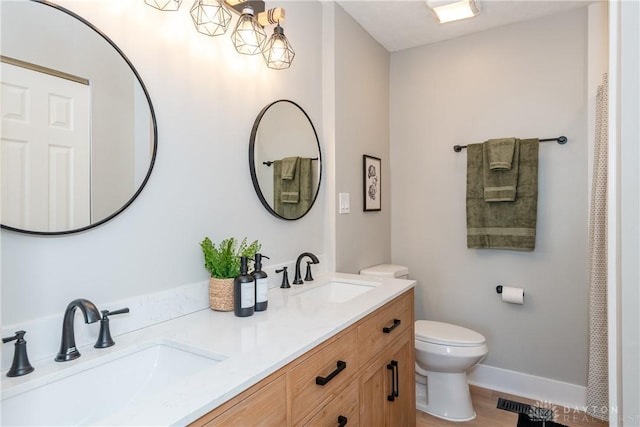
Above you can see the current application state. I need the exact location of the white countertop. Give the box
[1,272,414,426]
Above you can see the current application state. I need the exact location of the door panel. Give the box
[1,61,90,231]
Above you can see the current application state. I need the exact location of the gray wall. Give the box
[390,9,589,386]
[334,5,391,274]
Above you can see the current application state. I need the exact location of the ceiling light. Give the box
[426,0,481,24]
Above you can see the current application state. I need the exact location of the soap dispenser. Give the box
[252,253,270,312]
[234,256,255,317]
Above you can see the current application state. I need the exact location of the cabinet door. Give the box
[360,358,386,426]
[360,329,415,427]
[384,337,415,427]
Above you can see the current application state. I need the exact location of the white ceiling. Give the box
[337,0,597,52]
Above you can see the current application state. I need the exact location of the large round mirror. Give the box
[1,0,157,235]
[249,100,321,220]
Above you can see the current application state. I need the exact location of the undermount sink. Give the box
[292,280,378,303]
[1,342,226,426]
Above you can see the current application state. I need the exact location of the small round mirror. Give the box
[249,100,321,220]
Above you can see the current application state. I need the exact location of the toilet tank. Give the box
[359,264,409,279]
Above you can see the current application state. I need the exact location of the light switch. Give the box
[339,193,350,214]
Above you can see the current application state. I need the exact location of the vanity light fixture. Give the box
[145,0,182,11]
[190,0,232,36]
[145,0,294,69]
[231,5,267,55]
[262,24,295,69]
[426,0,481,24]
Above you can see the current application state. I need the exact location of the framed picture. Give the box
[363,155,381,211]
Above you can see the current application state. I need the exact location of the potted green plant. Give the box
[200,237,261,311]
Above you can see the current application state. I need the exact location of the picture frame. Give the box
[363,155,381,212]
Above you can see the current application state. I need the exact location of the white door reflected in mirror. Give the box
[1,62,90,232]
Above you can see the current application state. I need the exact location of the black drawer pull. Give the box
[382,318,401,334]
[338,415,348,426]
[316,360,347,386]
[387,360,399,401]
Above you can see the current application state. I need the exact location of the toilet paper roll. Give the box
[501,286,524,304]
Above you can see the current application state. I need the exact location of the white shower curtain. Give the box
[586,73,608,421]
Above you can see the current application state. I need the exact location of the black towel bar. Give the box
[262,157,318,166]
[453,136,567,153]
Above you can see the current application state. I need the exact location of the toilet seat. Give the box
[415,320,486,347]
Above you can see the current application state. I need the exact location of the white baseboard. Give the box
[467,363,587,410]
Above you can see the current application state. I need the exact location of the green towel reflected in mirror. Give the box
[273,157,313,218]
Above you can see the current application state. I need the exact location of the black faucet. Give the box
[2,330,34,377]
[55,299,101,362]
[293,252,320,285]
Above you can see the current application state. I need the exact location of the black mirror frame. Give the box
[0,0,157,236]
[249,100,322,221]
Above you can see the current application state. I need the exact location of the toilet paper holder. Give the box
[496,285,524,297]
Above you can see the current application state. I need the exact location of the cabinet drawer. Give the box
[201,375,286,426]
[301,381,359,427]
[357,290,414,367]
[290,329,357,424]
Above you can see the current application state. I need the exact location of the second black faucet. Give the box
[293,252,320,285]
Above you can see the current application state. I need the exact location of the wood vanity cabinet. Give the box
[190,288,415,427]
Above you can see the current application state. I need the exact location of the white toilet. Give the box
[360,264,489,422]
[415,320,488,421]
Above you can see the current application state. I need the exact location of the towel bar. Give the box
[262,157,318,166]
[453,136,567,153]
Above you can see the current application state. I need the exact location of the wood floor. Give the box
[416,386,609,427]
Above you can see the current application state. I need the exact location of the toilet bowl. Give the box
[414,320,488,422]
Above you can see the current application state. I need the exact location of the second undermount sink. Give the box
[1,341,226,426]
[292,280,378,303]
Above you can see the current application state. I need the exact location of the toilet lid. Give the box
[415,320,486,347]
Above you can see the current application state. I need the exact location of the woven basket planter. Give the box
[209,277,234,311]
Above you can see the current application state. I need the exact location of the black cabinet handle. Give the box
[338,415,348,426]
[316,360,347,386]
[387,360,399,401]
[382,319,401,334]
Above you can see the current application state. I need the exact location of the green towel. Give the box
[281,191,299,204]
[486,138,516,170]
[483,139,520,202]
[281,156,298,180]
[466,139,539,251]
[273,157,313,218]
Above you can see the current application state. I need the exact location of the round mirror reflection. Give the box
[249,100,321,220]
[1,0,157,235]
